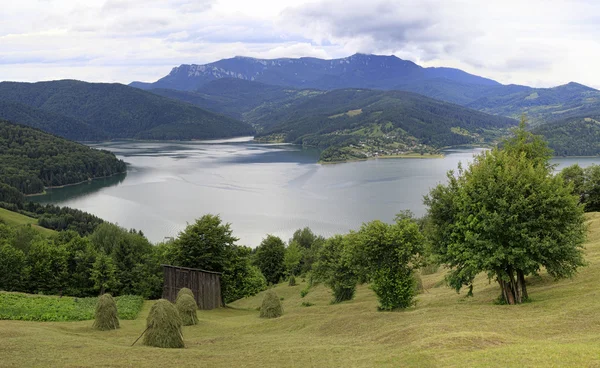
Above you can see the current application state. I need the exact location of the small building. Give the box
[162,264,223,310]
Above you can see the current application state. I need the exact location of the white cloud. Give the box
[1,0,599,88]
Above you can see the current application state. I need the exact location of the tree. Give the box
[424,121,586,304]
[63,234,97,297]
[0,243,26,291]
[26,239,68,294]
[313,235,357,303]
[221,246,267,303]
[284,241,302,276]
[90,252,117,295]
[173,214,237,272]
[348,213,425,310]
[254,235,286,285]
[289,227,325,274]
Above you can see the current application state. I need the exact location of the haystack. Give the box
[176,294,198,326]
[260,290,283,318]
[288,275,296,286]
[92,293,119,330]
[177,287,195,300]
[143,299,184,348]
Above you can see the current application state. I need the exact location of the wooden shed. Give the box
[162,265,223,310]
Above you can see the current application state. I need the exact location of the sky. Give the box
[2,0,600,88]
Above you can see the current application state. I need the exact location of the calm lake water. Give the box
[32,138,600,246]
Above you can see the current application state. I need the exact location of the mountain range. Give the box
[0,80,254,141]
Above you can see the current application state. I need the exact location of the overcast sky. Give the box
[2,0,600,88]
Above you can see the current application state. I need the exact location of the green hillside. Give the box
[0,120,126,194]
[255,89,516,162]
[2,212,600,366]
[0,207,55,236]
[468,82,600,125]
[0,80,254,140]
[533,115,600,156]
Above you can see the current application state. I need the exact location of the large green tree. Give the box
[254,235,286,285]
[348,213,425,310]
[313,234,357,303]
[424,121,587,304]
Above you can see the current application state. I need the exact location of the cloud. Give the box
[1,0,600,88]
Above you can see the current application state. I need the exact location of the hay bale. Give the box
[92,293,119,330]
[176,294,198,326]
[177,287,195,300]
[288,275,296,286]
[414,274,424,294]
[143,299,184,348]
[260,290,283,318]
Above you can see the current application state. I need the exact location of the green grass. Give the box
[2,214,600,366]
[0,293,143,322]
[0,207,55,236]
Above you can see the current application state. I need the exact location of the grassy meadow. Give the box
[2,214,600,367]
[0,207,55,236]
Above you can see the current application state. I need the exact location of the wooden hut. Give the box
[162,265,223,310]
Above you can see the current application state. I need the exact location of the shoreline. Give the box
[319,153,445,165]
[25,171,127,197]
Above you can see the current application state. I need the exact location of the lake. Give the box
[32,138,600,246]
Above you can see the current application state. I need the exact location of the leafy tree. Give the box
[26,239,68,294]
[90,252,117,295]
[173,214,237,272]
[0,243,27,291]
[349,213,425,310]
[221,246,267,303]
[284,241,302,276]
[313,235,357,303]
[424,122,586,304]
[62,234,97,297]
[289,227,325,274]
[254,235,286,285]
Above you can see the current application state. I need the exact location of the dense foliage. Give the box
[313,235,357,303]
[560,164,600,212]
[254,235,286,285]
[533,115,600,156]
[0,80,254,141]
[0,120,126,194]
[424,122,587,304]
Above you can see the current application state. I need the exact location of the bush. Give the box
[371,267,417,311]
[300,287,309,298]
[288,275,296,286]
[143,299,184,348]
[176,294,198,326]
[260,290,283,318]
[92,294,119,330]
[301,301,314,307]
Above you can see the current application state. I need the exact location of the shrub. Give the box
[143,299,184,348]
[176,294,198,326]
[313,235,357,304]
[92,294,119,330]
[260,290,283,318]
[371,267,416,311]
[300,287,309,298]
[288,275,296,286]
[301,301,314,307]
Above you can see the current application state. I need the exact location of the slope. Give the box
[533,114,600,156]
[2,212,600,367]
[468,82,600,124]
[254,89,516,162]
[0,119,126,194]
[0,80,254,140]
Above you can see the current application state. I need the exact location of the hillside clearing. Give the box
[0,207,55,236]
[2,214,600,367]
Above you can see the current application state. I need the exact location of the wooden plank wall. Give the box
[162,265,222,310]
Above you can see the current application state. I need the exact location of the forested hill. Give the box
[0,120,126,195]
[0,80,254,141]
[254,89,517,162]
[533,115,600,156]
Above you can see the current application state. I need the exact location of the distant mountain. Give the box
[0,80,254,140]
[131,54,499,97]
[468,82,600,124]
[253,89,516,162]
[150,78,324,124]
